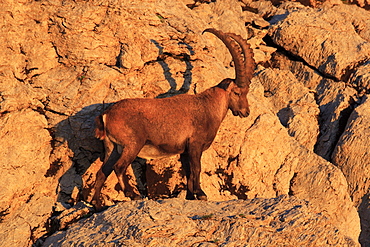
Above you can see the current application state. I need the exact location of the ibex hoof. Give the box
[124,190,142,201]
[91,199,106,212]
[186,193,196,200]
[197,195,208,201]
[131,195,142,201]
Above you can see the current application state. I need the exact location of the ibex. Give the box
[90,28,255,210]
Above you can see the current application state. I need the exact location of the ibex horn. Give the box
[203,28,255,88]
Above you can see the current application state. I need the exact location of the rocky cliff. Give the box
[1,0,370,246]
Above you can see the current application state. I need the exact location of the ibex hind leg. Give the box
[113,144,143,201]
[91,141,120,210]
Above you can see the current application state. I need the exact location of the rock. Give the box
[268,4,370,81]
[0,0,368,246]
[330,3,370,42]
[0,108,58,247]
[350,61,370,95]
[270,52,323,90]
[265,0,344,7]
[263,3,370,160]
[0,109,51,213]
[0,76,45,113]
[269,52,359,160]
[315,79,358,160]
[255,68,319,151]
[349,0,370,8]
[248,0,286,21]
[332,95,370,245]
[42,197,357,247]
[49,202,95,233]
[221,105,360,241]
[0,0,59,81]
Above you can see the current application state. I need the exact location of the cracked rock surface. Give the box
[1,0,370,246]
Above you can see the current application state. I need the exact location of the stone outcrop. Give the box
[268,4,370,82]
[42,196,356,247]
[263,2,370,245]
[1,0,370,246]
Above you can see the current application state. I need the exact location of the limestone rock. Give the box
[332,96,370,245]
[42,197,357,247]
[270,52,322,90]
[0,109,50,213]
[349,0,370,8]
[49,202,95,233]
[350,61,370,95]
[0,109,53,247]
[255,68,319,151]
[268,5,370,81]
[269,52,359,160]
[329,4,370,43]
[0,0,368,246]
[315,79,358,160]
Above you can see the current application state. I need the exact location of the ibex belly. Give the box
[138,144,179,160]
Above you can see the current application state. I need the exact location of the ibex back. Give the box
[90,28,255,210]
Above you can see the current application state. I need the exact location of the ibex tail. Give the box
[94,114,106,140]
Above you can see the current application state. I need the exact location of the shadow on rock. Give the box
[45,38,196,233]
[45,103,147,232]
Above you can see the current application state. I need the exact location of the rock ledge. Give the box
[43,196,356,247]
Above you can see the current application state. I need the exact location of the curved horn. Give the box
[226,32,255,87]
[203,28,255,87]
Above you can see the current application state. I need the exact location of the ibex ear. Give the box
[216,78,234,91]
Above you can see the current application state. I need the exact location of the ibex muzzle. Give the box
[89,28,255,210]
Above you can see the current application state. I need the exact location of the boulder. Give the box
[255,67,319,151]
[268,4,370,81]
[332,95,370,245]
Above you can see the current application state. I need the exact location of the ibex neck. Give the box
[197,86,230,121]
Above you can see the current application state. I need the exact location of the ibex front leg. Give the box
[181,142,207,201]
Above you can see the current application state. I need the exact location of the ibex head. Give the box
[203,28,255,118]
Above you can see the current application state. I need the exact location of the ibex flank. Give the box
[89,28,255,210]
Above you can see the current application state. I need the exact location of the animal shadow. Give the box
[50,40,195,208]
[150,39,194,98]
